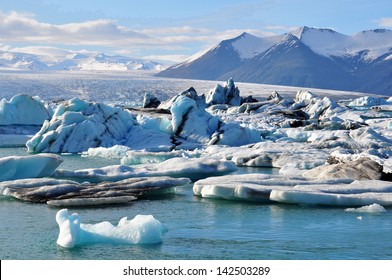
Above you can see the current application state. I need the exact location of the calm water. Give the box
[1,148,392,260]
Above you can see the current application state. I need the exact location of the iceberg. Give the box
[121,150,201,165]
[270,180,392,206]
[55,157,237,182]
[86,145,131,159]
[0,94,51,125]
[348,96,388,107]
[303,157,383,180]
[205,78,242,107]
[193,173,352,202]
[26,98,137,153]
[56,209,167,248]
[2,177,190,204]
[204,142,329,174]
[194,172,392,206]
[0,154,62,181]
[345,203,386,213]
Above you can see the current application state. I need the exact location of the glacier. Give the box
[56,209,167,248]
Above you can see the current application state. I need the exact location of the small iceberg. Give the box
[56,209,167,248]
[0,154,63,181]
[345,203,387,213]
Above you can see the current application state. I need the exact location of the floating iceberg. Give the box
[345,203,386,213]
[55,157,237,182]
[26,98,137,153]
[270,180,392,206]
[2,177,190,204]
[86,145,131,159]
[0,94,51,125]
[121,150,201,165]
[193,173,352,202]
[56,209,167,248]
[194,172,392,206]
[0,154,62,181]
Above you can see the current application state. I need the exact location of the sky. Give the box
[0,0,391,63]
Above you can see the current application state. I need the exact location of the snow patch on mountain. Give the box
[291,26,392,60]
[0,49,164,71]
[231,32,285,59]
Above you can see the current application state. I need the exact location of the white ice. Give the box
[56,209,167,248]
[348,96,389,107]
[26,98,137,153]
[54,157,237,182]
[0,94,51,125]
[345,203,386,213]
[0,154,63,181]
[193,173,352,202]
[85,145,131,159]
[270,180,392,206]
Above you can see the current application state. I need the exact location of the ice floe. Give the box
[1,177,190,204]
[345,203,386,213]
[56,209,166,248]
[270,180,392,206]
[0,154,62,181]
[194,173,392,206]
[55,157,237,182]
[193,173,352,202]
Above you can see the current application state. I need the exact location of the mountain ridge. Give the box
[0,49,164,71]
[157,26,392,95]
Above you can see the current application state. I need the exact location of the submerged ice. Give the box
[56,209,167,248]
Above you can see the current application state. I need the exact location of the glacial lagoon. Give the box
[1,71,392,260]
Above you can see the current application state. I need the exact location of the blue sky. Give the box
[1,0,391,63]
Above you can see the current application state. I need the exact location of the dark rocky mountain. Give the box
[157,27,392,95]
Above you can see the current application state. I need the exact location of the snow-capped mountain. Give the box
[157,27,392,95]
[0,49,164,71]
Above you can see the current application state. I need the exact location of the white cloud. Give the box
[0,11,151,47]
[0,9,291,63]
[378,17,392,28]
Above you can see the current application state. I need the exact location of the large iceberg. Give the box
[56,209,167,248]
[25,85,261,153]
[26,98,137,153]
[0,154,62,181]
